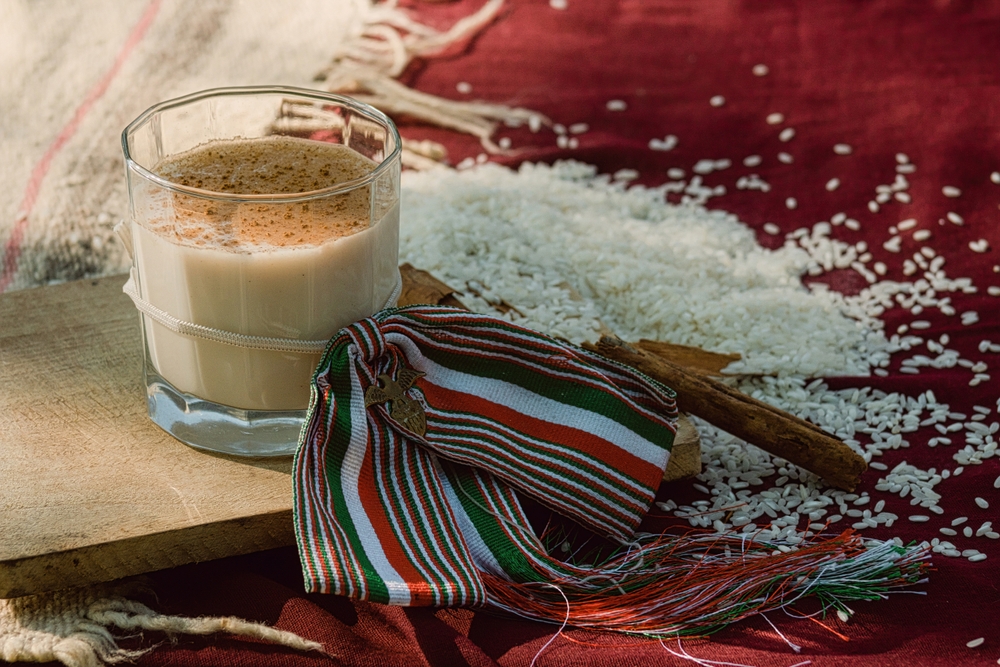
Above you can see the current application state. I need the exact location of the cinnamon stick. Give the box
[634,339,742,378]
[584,336,867,491]
[398,263,466,309]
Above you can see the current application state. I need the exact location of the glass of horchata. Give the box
[120,86,401,457]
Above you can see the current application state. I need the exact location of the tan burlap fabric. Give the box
[0,582,323,666]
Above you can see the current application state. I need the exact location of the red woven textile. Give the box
[137,1,1000,665]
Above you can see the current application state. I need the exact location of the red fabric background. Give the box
[129,1,1000,665]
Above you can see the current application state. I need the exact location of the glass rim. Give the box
[121,85,402,204]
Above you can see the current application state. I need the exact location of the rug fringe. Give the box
[306,0,549,161]
[0,583,324,667]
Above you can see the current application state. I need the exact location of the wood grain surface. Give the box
[0,273,700,598]
[663,414,701,483]
[0,276,294,598]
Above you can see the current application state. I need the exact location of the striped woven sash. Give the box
[293,305,929,635]
[293,305,677,607]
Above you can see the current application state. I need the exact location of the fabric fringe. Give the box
[480,528,930,637]
[444,463,929,637]
[279,0,549,164]
[0,582,324,667]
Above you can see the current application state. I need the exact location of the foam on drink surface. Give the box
[132,135,399,411]
[147,135,376,249]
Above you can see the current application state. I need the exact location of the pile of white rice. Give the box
[399,160,1000,563]
[402,160,884,377]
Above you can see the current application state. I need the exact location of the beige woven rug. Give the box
[0,582,323,666]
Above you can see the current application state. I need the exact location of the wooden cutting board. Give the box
[0,273,700,598]
[0,276,295,598]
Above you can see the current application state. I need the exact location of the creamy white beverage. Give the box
[131,136,399,411]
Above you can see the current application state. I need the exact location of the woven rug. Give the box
[0,582,322,666]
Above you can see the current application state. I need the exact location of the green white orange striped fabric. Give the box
[293,305,678,607]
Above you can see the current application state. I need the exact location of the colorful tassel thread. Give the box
[445,460,929,636]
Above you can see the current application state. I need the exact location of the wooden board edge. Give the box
[0,510,294,599]
[663,413,702,483]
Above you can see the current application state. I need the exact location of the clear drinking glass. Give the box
[120,86,401,457]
